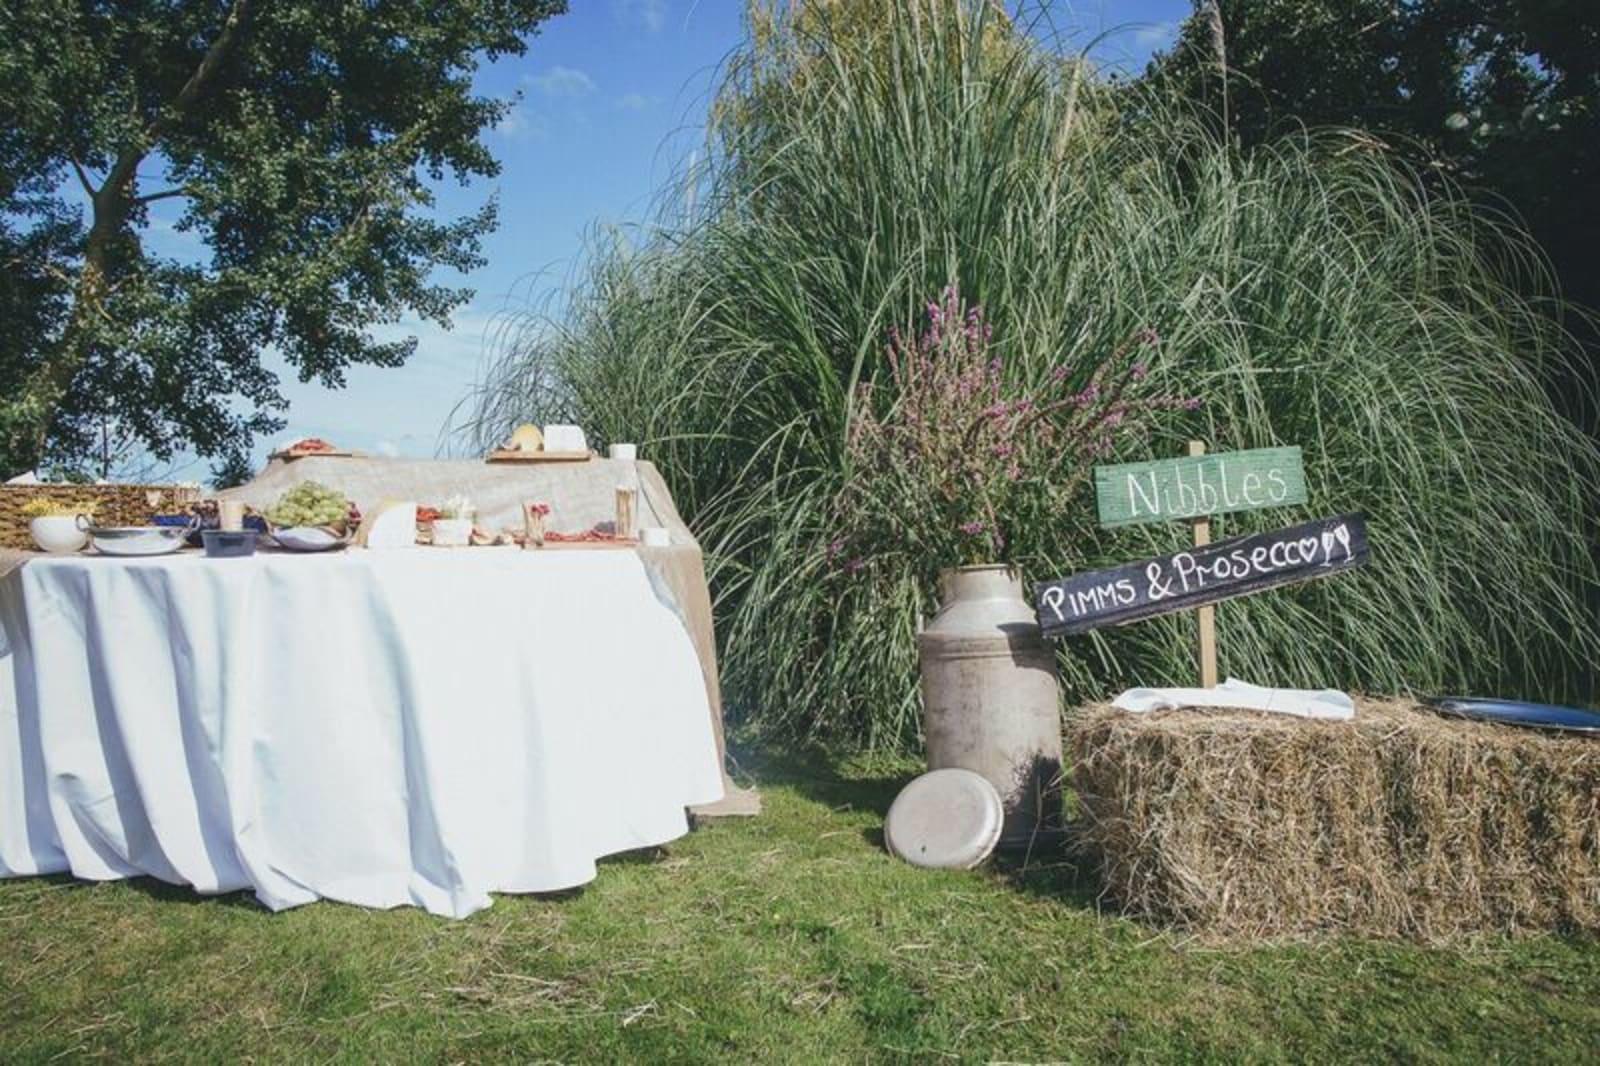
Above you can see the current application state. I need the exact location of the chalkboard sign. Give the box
[1094,446,1307,527]
[1035,513,1370,638]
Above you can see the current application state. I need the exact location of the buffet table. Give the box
[219,455,753,818]
[0,546,723,918]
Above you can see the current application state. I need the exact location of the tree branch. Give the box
[69,159,98,198]
[101,0,256,209]
[152,0,256,140]
[134,187,191,205]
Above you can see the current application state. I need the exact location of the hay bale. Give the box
[1069,698,1600,941]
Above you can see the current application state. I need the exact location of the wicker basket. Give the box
[0,483,203,550]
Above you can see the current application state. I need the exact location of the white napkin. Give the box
[1111,677,1355,721]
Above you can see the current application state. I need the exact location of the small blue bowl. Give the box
[201,529,257,558]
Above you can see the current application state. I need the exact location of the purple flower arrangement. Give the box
[832,285,1197,576]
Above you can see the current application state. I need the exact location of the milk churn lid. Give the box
[884,768,1004,869]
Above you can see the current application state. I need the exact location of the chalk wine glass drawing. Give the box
[830,286,1197,844]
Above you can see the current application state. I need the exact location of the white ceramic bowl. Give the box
[29,515,90,554]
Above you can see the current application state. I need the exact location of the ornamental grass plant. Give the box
[468,1,1600,747]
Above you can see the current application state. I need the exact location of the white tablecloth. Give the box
[0,547,723,917]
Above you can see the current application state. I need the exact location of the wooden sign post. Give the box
[1039,444,1362,682]
[1188,441,1218,688]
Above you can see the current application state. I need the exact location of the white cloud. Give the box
[526,65,597,98]
[364,308,501,379]
[1131,21,1179,49]
[614,0,667,32]
[615,92,658,112]
[492,104,549,141]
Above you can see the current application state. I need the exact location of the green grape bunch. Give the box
[265,481,352,530]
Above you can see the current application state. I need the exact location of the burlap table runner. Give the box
[0,549,28,579]
[2,456,758,816]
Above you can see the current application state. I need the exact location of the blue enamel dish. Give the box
[1423,697,1600,735]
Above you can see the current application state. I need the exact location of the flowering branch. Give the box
[832,285,1198,577]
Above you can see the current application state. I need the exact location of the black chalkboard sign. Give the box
[1034,513,1370,639]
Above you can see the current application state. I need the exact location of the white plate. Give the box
[884,768,1004,869]
[272,527,348,552]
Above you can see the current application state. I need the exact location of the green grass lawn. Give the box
[2,749,1597,1063]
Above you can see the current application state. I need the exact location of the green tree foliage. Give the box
[0,0,566,479]
[1149,1,1600,361]
[208,449,255,490]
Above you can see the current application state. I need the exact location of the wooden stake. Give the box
[1189,440,1219,688]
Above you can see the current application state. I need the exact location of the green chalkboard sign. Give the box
[1094,446,1306,528]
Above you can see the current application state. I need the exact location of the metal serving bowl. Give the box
[80,516,194,557]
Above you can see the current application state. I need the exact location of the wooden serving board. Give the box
[532,539,640,551]
[486,450,594,464]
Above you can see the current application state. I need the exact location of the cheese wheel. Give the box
[508,423,544,452]
[355,500,418,549]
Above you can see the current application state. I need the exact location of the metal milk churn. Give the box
[917,565,1064,848]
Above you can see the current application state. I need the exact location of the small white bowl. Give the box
[430,517,474,547]
[29,515,90,554]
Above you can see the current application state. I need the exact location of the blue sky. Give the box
[144,0,1192,472]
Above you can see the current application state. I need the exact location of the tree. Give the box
[0,0,566,480]
[208,448,256,490]
[1147,2,1600,367]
